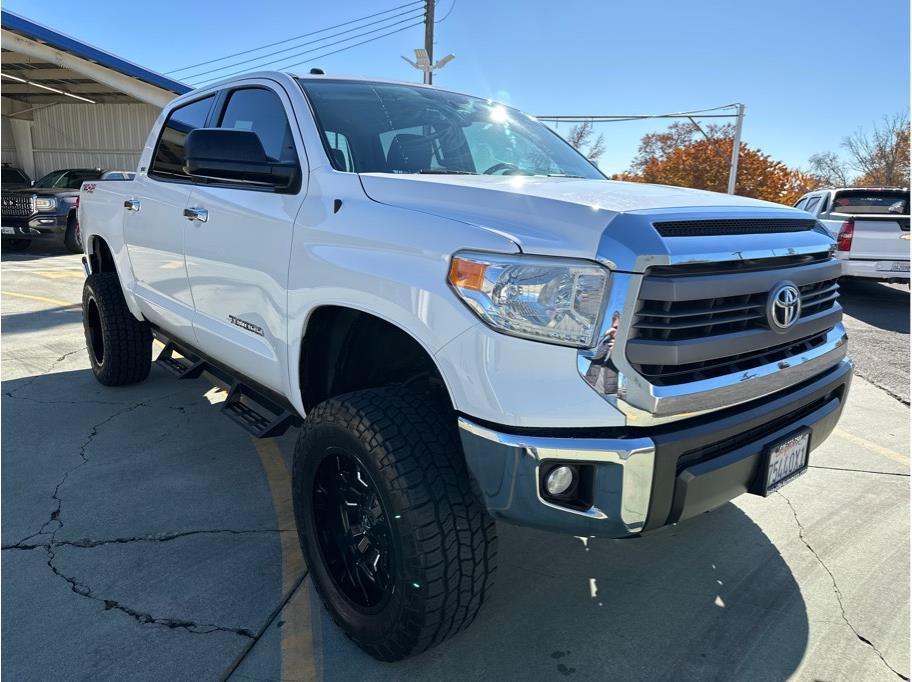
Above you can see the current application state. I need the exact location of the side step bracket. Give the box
[221,382,296,439]
[152,331,301,439]
[155,342,205,379]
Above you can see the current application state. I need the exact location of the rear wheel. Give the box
[82,272,152,385]
[64,213,81,253]
[292,386,497,661]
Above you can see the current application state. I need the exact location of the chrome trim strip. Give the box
[457,417,655,533]
[615,325,848,425]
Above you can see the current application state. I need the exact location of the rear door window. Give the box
[151,95,216,180]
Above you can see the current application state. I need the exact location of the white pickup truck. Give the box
[78,72,852,661]
[794,187,910,282]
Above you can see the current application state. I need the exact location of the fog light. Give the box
[545,465,574,496]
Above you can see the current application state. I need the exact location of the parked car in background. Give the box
[795,187,910,283]
[1,164,32,189]
[1,168,133,253]
[78,72,852,661]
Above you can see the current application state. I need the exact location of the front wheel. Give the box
[64,213,81,253]
[292,386,497,661]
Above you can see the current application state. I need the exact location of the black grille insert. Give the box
[1,192,33,218]
[634,330,830,386]
[635,278,839,343]
[653,218,817,237]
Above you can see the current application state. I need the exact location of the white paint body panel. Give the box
[79,70,830,429]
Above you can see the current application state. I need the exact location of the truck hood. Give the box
[359,174,804,260]
[7,187,77,197]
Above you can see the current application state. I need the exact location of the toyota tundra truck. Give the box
[77,72,852,661]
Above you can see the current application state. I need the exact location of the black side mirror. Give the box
[183,128,299,191]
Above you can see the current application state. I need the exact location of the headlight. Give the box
[35,197,57,211]
[448,252,610,348]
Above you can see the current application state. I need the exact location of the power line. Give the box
[167,0,424,74]
[182,9,425,83]
[435,0,456,23]
[536,103,743,123]
[190,19,425,86]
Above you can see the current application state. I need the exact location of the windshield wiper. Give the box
[543,173,587,178]
[416,169,477,175]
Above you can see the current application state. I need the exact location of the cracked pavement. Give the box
[2,247,909,681]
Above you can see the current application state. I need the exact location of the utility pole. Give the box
[424,0,435,84]
[727,103,745,195]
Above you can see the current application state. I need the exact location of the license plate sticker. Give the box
[876,261,910,272]
[1,226,15,235]
[763,430,810,494]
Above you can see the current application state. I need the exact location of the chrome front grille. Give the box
[627,259,843,386]
[1,192,34,218]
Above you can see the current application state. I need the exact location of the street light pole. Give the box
[424,0,435,84]
[727,103,745,195]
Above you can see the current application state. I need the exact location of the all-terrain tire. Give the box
[292,386,497,661]
[82,272,152,385]
[64,213,81,253]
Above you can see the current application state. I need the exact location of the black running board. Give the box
[153,330,301,439]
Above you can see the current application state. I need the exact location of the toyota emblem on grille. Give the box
[767,281,802,331]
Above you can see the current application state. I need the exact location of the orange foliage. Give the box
[611,123,816,205]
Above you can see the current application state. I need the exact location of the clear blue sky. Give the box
[5,0,909,174]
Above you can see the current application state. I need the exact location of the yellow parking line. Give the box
[833,427,909,466]
[1,290,78,308]
[31,269,84,278]
[253,438,319,681]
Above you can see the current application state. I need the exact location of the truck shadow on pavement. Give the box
[838,279,910,333]
[1,366,810,680]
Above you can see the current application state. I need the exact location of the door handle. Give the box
[183,207,208,223]
[123,199,141,212]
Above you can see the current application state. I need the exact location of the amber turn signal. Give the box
[448,257,487,291]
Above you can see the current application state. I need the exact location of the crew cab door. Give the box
[124,94,216,340]
[184,83,306,394]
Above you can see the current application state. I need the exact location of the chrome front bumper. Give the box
[459,359,853,538]
[458,417,655,537]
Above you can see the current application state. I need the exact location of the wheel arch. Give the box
[297,304,455,413]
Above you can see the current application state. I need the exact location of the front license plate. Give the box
[876,261,910,272]
[762,430,810,495]
[1,226,16,235]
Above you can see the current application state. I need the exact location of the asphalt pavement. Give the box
[2,246,909,681]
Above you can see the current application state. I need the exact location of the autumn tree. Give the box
[808,151,851,188]
[612,121,815,205]
[565,120,606,162]
[806,112,909,187]
[843,112,909,186]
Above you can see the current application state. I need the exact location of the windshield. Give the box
[34,169,103,189]
[298,79,604,179]
[1,168,29,185]
[832,190,909,215]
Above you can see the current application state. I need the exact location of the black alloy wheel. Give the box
[312,450,393,611]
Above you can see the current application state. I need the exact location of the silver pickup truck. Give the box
[794,187,910,282]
